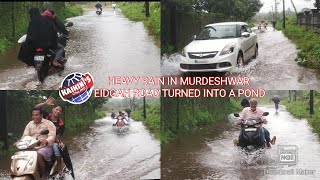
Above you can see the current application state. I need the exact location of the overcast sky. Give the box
[259,0,315,13]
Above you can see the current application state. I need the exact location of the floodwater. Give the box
[161,105,320,180]
[0,8,160,90]
[0,115,160,179]
[161,27,320,90]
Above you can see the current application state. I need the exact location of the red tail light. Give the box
[36,48,43,52]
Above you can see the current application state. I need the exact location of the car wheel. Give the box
[253,44,258,58]
[237,52,244,68]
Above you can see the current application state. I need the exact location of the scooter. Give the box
[17,22,73,83]
[113,116,129,133]
[234,112,269,152]
[96,8,102,15]
[9,130,72,179]
[258,24,267,32]
[111,112,116,119]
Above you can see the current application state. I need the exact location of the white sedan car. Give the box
[180,22,258,73]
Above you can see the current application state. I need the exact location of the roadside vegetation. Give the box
[101,97,160,139]
[131,101,160,139]
[161,0,263,55]
[282,91,320,136]
[0,3,83,56]
[0,91,107,158]
[276,16,320,69]
[0,38,11,54]
[60,5,84,21]
[161,97,242,144]
[118,2,160,45]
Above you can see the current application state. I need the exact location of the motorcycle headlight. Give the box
[220,43,236,56]
[181,49,186,57]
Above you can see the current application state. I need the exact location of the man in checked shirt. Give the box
[233,98,276,147]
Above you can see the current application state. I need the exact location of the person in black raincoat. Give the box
[18,7,57,66]
[26,7,57,50]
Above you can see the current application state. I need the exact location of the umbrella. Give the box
[271,96,280,104]
[59,143,75,179]
[124,108,131,114]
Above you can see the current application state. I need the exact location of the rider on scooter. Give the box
[35,97,65,176]
[41,9,65,67]
[21,7,57,66]
[95,2,103,12]
[113,111,128,126]
[234,98,276,147]
[112,2,117,9]
[20,108,57,179]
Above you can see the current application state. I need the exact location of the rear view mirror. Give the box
[263,112,269,116]
[8,133,14,138]
[234,113,240,117]
[65,22,73,27]
[241,32,250,38]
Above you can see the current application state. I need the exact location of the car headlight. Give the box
[220,43,236,56]
[181,49,186,57]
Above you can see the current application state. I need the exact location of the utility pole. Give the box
[0,91,8,150]
[271,6,274,21]
[310,90,314,114]
[283,0,286,29]
[143,96,146,119]
[275,0,278,20]
[145,1,150,17]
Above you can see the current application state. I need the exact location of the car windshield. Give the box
[196,25,237,40]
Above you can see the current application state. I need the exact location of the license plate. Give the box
[34,55,44,61]
[194,59,208,63]
[245,128,257,132]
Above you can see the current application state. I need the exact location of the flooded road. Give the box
[161,27,320,90]
[0,8,160,90]
[0,115,160,179]
[161,105,320,180]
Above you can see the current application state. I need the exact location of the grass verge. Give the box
[276,16,320,69]
[131,103,160,139]
[161,98,242,144]
[60,5,84,21]
[0,38,12,54]
[118,2,160,46]
[283,100,320,136]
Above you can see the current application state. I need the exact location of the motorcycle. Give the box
[111,112,116,119]
[234,112,269,151]
[113,116,129,133]
[17,22,73,83]
[96,8,102,15]
[258,23,267,32]
[9,130,74,179]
